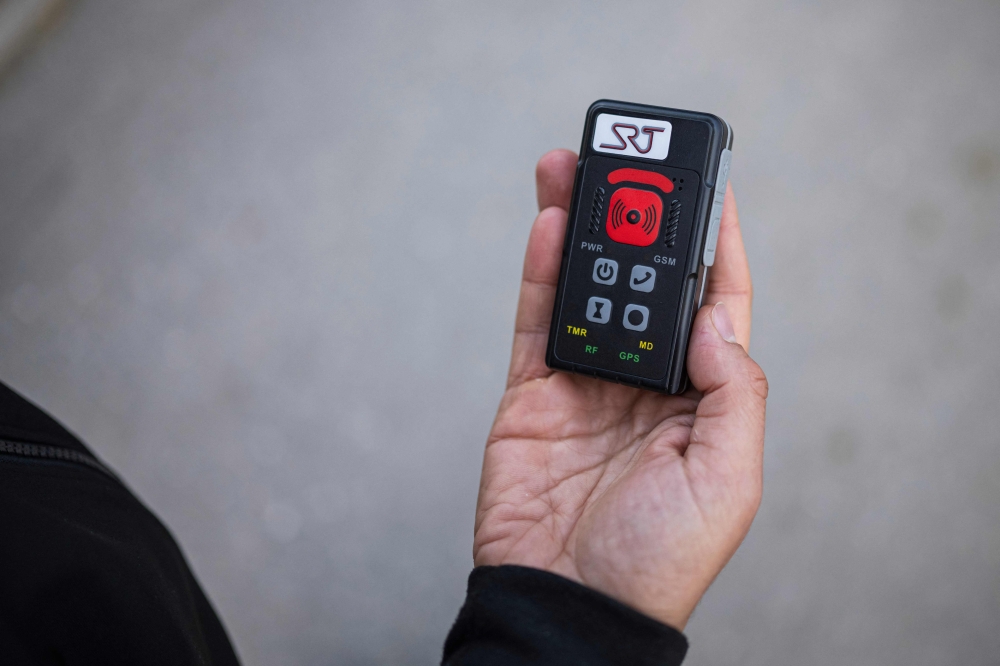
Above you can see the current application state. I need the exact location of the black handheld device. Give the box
[545,100,733,394]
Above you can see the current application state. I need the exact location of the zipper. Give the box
[0,438,119,481]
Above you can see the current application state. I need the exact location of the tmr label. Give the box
[592,113,672,161]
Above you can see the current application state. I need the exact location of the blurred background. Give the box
[1,0,999,663]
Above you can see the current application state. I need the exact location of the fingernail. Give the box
[712,303,738,343]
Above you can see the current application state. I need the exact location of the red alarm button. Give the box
[604,168,673,247]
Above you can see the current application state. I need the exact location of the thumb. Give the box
[684,303,768,498]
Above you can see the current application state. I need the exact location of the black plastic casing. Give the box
[545,100,733,394]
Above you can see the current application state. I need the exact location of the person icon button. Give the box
[586,297,612,324]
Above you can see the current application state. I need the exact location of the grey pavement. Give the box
[1,1,999,664]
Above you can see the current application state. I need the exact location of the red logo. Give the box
[605,168,674,247]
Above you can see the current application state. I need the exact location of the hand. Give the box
[473,149,768,630]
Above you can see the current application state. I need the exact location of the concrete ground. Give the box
[1,1,999,664]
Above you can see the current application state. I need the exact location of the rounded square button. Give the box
[592,258,618,285]
[622,304,649,331]
[586,296,612,324]
[629,265,656,292]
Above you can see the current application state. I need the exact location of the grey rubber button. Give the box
[622,304,649,332]
[703,149,732,267]
[629,265,656,292]
[703,211,723,266]
[592,258,618,285]
[586,296,612,324]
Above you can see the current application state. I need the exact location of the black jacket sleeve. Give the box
[443,565,688,666]
[0,381,240,666]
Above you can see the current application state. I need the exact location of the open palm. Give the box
[473,150,767,630]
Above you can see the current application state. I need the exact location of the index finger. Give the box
[506,151,576,387]
[536,149,577,212]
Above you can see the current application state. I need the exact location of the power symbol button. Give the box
[592,258,618,285]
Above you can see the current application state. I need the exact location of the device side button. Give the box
[703,149,731,267]
[703,206,723,266]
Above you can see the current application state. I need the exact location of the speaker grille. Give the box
[664,199,681,246]
[589,186,605,234]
